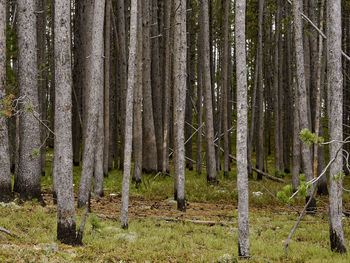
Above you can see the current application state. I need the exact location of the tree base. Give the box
[57,222,77,246]
[317,183,328,196]
[207,176,218,185]
[306,195,317,214]
[330,229,347,253]
[177,198,186,212]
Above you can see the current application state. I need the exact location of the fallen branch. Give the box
[160,218,235,226]
[227,151,285,183]
[0,227,12,237]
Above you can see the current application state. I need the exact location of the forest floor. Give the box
[1,162,350,262]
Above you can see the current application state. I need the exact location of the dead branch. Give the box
[0,227,12,237]
[160,218,235,226]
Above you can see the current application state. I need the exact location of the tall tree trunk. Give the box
[292,0,315,210]
[103,0,111,177]
[292,80,300,191]
[117,0,128,169]
[132,0,143,186]
[37,0,47,177]
[236,0,250,257]
[327,0,347,253]
[120,0,138,229]
[173,0,187,211]
[162,0,171,174]
[142,0,158,174]
[273,0,281,171]
[54,0,77,244]
[221,0,230,176]
[0,0,12,202]
[199,0,217,183]
[256,0,265,180]
[72,1,84,167]
[151,0,163,171]
[78,0,106,208]
[196,22,203,175]
[15,0,41,200]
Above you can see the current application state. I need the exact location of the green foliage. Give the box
[89,215,102,230]
[25,102,34,113]
[299,128,324,146]
[277,184,294,205]
[332,171,345,182]
[31,148,40,158]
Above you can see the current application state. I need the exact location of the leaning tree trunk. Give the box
[235,0,250,257]
[327,0,347,253]
[199,0,217,183]
[15,0,42,200]
[0,0,12,202]
[54,0,77,245]
[173,0,187,212]
[120,0,138,230]
[78,0,106,208]
[292,0,315,210]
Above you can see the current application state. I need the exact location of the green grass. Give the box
[2,151,350,262]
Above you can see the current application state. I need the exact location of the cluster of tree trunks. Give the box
[0,0,347,253]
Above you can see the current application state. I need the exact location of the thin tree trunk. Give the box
[173,0,187,211]
[162,0,171,174]
[327,0,347,253]
[54,0,77,244]
[256,0,265,180]
[151,0,163,171]
[292,0,315,210]
[236,0,250,257]
[103,0,111,177]
[199,0,217,183]
[37,0,47,177]
[120,0,138,229]
[0,0,12,202]
[132,0,143,186]
[142,0,158,174]
[15,0,41,200]
[221,0,230,176]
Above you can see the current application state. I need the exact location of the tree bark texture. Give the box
[54,0,77,244]
[236,0,250,257]
[15,0,41,200]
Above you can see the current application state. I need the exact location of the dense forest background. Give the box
[1,0,350,261]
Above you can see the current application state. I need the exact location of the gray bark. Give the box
[174,0,187,211]
[292,0,315,209]
[78,0,106,208]
[36,0,47,177]
[142,0,158,173]
[235,0,250,257]
[15,0,41,200]
[54,0,77,244]
[162,0,171,174]
[103,0,111,177]
[120,0,138,229]
[132,0,143,185]
[0,0,12,201]
[327,0,347,253]
[199,0,217,183]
